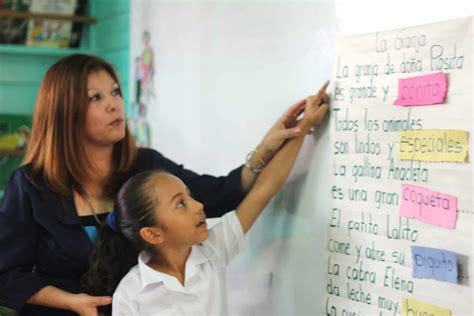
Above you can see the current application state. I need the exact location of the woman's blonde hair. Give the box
[23,54,137,197]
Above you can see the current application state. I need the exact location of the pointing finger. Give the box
[315,80,330,103]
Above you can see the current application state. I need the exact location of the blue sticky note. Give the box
[411,246,458,283]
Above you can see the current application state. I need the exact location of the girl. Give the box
[83,81,329,315]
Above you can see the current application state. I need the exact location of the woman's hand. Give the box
[67,293,112,316]
[257,81,330,161]
[299,81,330,132]
[239,81,329,193]
[256,98,307,162]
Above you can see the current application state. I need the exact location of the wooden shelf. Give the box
[0,149,25,158]
[0,44,93,56]
[0,9,96,24]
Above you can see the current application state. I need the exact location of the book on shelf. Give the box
[0,0,29,45]
[25,0,78,48]
[69,0,87,48]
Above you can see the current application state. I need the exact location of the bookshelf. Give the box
[0,149,25,157]
[0,43,93,56]
[0,9,96,24]
[0,2,98,55]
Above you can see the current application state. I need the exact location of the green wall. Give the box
[93,0,130,107]
[0,0,130,115]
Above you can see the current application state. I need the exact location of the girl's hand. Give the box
[256,99,307,161]
[255,80,330,162]
[300,81,330,131]
[67,293,112,316]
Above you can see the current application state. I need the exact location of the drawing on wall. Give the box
[129,30,155,147]
[138,30,156,102]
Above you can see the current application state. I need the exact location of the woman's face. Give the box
[84,69,126,148]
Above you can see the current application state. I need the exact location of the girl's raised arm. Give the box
[236,81,330,233]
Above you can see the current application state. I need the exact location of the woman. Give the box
[0,54,311,315]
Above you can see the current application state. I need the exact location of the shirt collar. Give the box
[138,251,167,292]
[138,245,214,293]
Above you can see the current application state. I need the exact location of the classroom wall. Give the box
[130,2,336,315]
[131,1,473,315]
[0,50,57,115]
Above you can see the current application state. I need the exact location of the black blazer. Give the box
[0,148,245,315]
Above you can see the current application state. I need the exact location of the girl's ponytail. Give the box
[81,221,138,297]
[82,170,167,303]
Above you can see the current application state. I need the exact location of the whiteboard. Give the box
[129,1,473,315]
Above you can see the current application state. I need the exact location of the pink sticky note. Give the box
[394,72,448,106]
[400,184,457,229]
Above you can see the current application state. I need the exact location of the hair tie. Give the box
[106,211,120,233]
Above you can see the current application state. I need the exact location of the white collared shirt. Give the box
[112,211,245,316]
